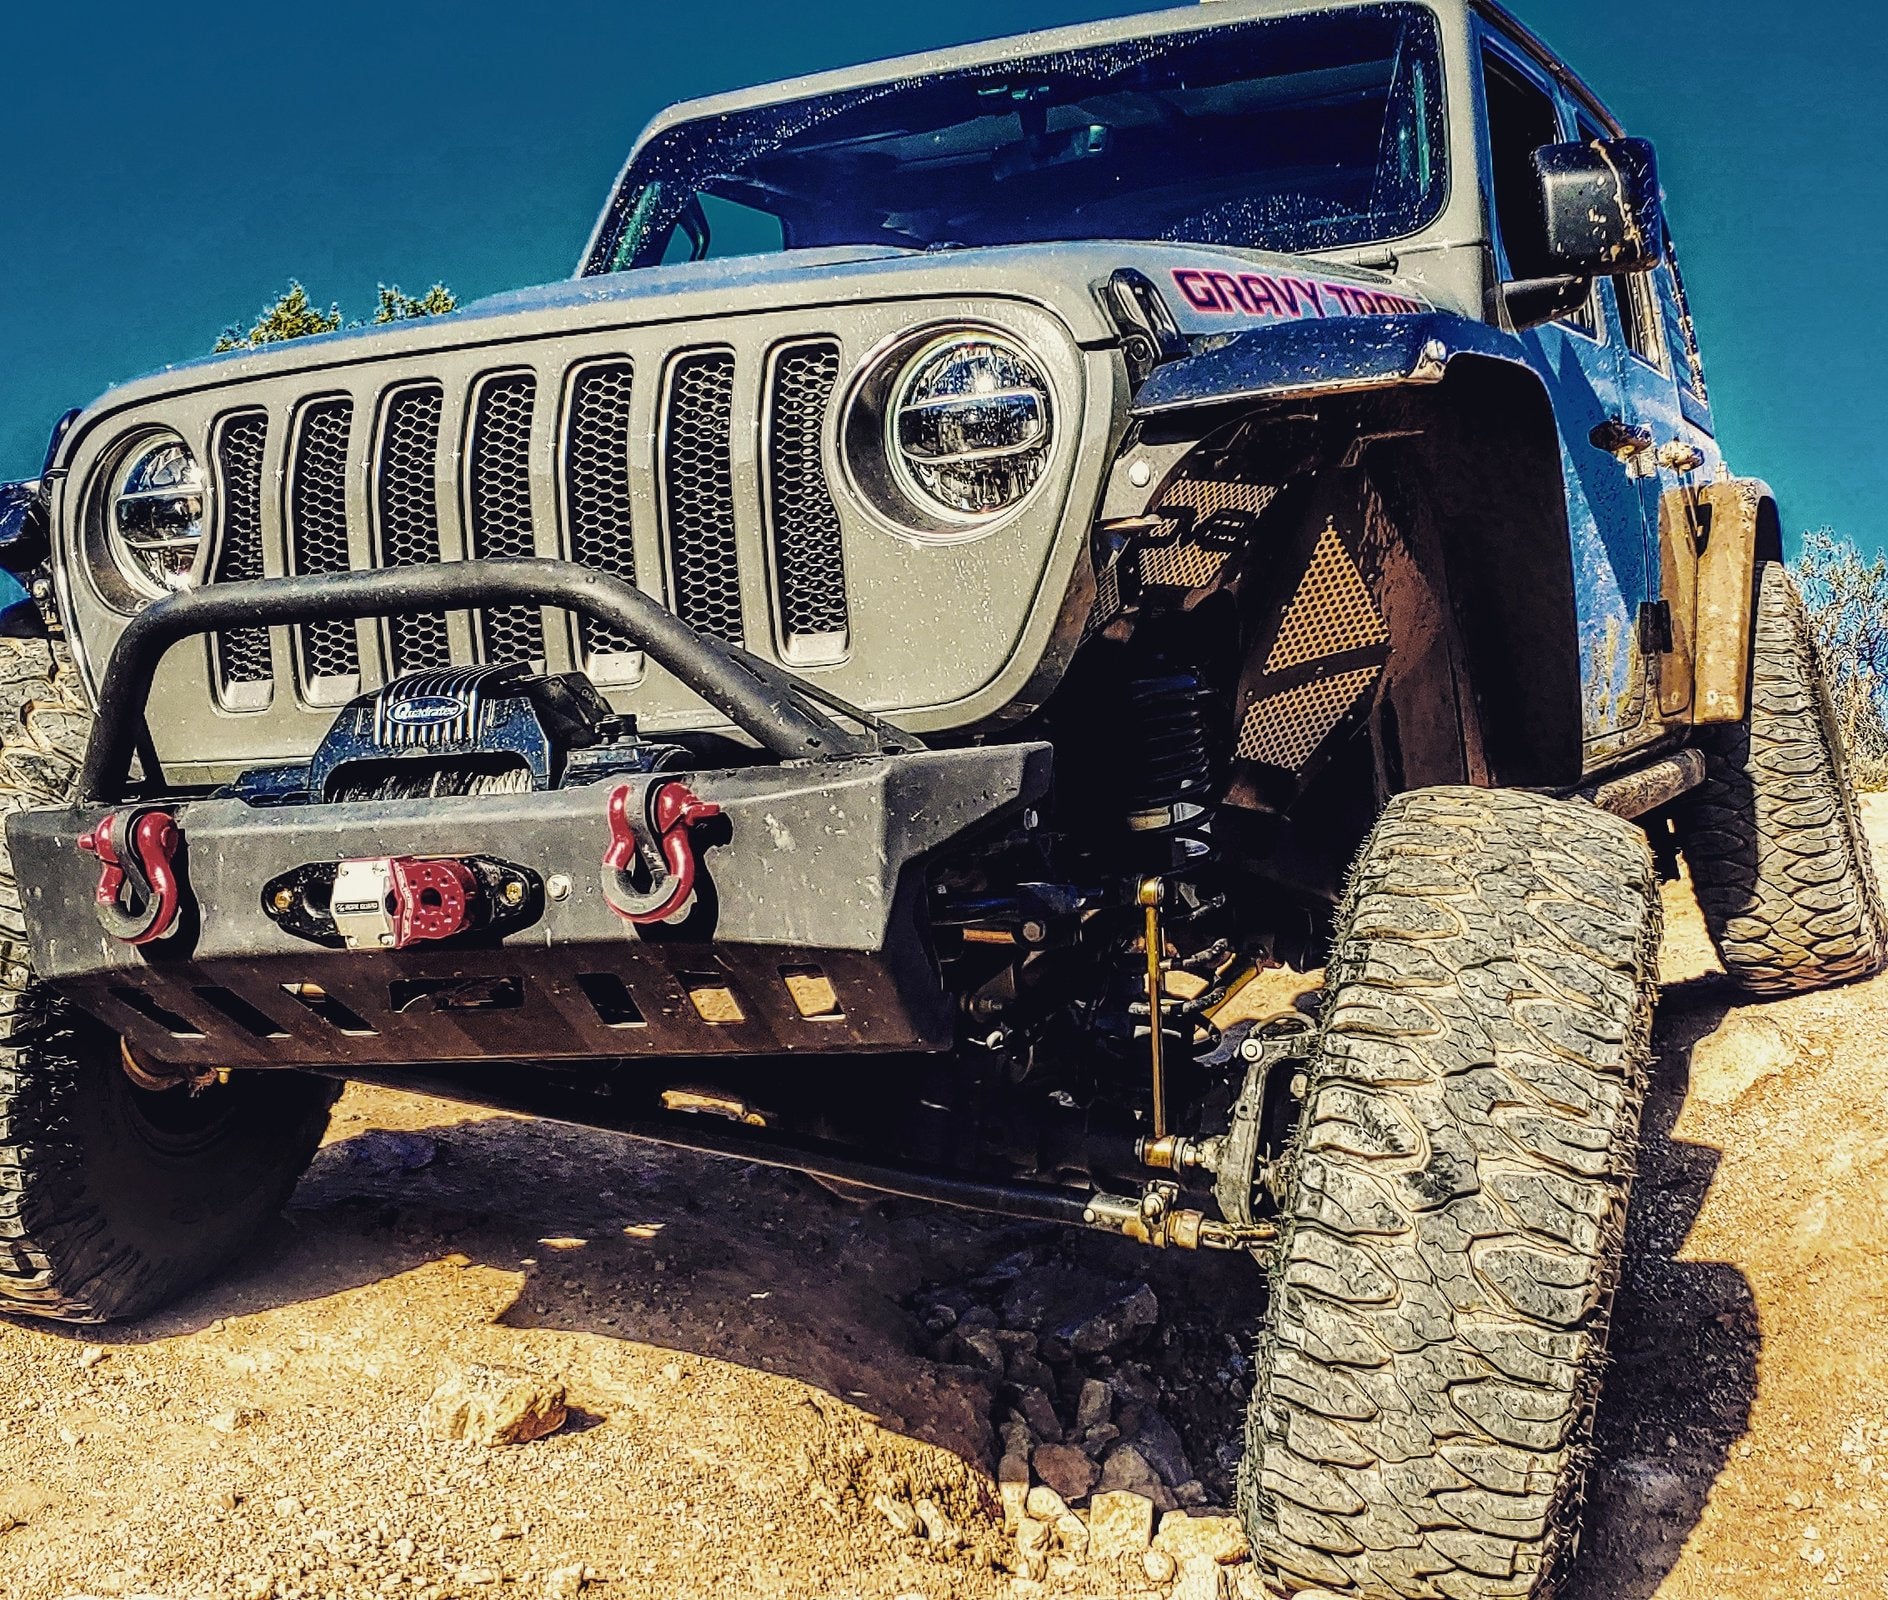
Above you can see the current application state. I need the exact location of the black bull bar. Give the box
[13,560,1052,1068]
[79,558,890,804]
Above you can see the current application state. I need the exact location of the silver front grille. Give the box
[204,323,856,703]
[288,398,359,685]
[211,410,271,698]
[661,349,743,644]
[376,383,450,675]
[467,371,542,666]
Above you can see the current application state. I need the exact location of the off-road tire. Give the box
[0,633,337,1324]
[1239,787,1660,1600]
[1676,559,1888,995]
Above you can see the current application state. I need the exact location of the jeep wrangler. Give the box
[0,1,1879,1593]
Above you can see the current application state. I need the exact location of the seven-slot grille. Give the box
[222,338,850,700]
[217,343,853,702]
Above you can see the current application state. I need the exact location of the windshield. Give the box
[586,4,1447,274]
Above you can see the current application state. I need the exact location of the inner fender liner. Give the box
[9,744,1049,1068]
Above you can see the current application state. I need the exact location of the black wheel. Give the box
[1240,787,1661,1600]
[1676,559,1888,995]
[0,635,337,1324]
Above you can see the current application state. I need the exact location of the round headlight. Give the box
[888,335,1053,523]
[108,433,206,598]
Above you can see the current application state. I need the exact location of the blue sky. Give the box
[3,0,1882,551]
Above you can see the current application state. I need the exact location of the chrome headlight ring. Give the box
[843,326,1058,542]
[99,430,208,604]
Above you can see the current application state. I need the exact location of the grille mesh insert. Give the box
[662,350,743,644]
[211,411,271,693]
[468,372,542,665]
[563,361,638,660]
[766,342,848,644]
[288,398,359,682]
[377,383,450,675]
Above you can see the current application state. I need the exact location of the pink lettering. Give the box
[1238,274,1288,317]
[1172,269,1223,311]
[1278,278,1327,318]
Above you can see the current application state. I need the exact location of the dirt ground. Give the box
[4,803,1888,1600]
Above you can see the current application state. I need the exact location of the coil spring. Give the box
[1121,672,1217,828]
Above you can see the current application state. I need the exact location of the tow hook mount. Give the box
[76,807,185,945]
[602,780,722,926]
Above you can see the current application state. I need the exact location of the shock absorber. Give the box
[1120,670,1218,834]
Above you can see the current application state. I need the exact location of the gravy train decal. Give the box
[1171,267,1426,321]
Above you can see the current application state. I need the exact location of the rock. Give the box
[913,1496,961,1548]
[542,1566,588,1599]
[1015,1514,1053,1580]
[1000,1271,1158,1356]
[1089,1489,1156,1559]
[1176,1480,1209,1508]
[997,1452,1032,1529]
[423,1363,568,1447]
[1131,1410,1193,1487]
[1008,1352,1058,1393]
[1100,1442,1167,1500]
[1076,1378,1112,1430]
[1032,1443,1098,1502]
[960,1327,1007,1374]
[456,1567,502,1587]
[208,1406,264,1434]
[335,1129,439,1176]
[1143,1547,1180,1584]
[1070,1284,1160,1355]
[1017,1385,1064,1444]
[76,1345,107,1370]
[273,1497,305,1518]
[1173,1559,1235,1600]
[1109,1362,1161,1406]
[920,1302,959,1335]
[1055,1511,1089,1558]
[1081,1422,1121,1459]
[874,1493,921,1538]
[1689,1012,1794,1106]
[1155,1512,1252,1566]
[1001,1416,1033,1457]
[1025,1484,1070,1523]
[994,1328,1039,1357]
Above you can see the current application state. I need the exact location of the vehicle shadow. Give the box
[1563,971,1758,1600]
[17,970,1760,1588]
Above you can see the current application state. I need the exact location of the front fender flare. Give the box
[1130,312,1536,417]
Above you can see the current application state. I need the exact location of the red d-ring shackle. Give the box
[76,807,185,945]
[602,781,721,925]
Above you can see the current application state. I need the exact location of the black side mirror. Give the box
[0,481,47,571]
[1534,136,1664,275]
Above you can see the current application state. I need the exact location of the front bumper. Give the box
[11,743,1049,1067]
[13,557,1050,1069]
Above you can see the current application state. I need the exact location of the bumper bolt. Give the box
[270,887,295,913]
[501,880,526,908]
[546,873,572,902]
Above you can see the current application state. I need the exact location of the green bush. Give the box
[1794,529,1888,792]
[214,280,456,352]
